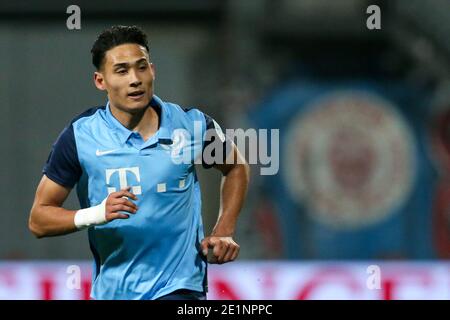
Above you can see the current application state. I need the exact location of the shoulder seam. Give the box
[70,106,106,126]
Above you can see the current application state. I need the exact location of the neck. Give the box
[110,102,160,141]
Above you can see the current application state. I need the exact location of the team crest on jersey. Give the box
[283,91,416,230]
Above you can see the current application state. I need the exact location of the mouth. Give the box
[127,90,145,100]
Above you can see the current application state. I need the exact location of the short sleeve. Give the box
[202,113,233,169]
[42,125,82,188]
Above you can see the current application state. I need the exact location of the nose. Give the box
[129,69,141,88]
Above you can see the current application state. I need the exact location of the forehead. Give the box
[104,43,149,66]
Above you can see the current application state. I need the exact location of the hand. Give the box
[200,236,240,264]
[105,187,138,221]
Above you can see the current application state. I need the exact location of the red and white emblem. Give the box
[284,91,416,230]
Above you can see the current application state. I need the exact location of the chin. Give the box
[126,98,150,111]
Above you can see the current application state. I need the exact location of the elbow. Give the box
[28,210,46,239]
[28,219,45,239]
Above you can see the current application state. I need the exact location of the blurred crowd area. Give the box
[0,0,449,260]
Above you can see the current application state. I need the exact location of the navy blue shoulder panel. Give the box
[70,106,106,125]
[203,112,215,131]
[42,106,105,188]
[201,112,232,169]
[182,107,232,169]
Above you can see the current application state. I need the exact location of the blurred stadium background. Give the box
[0,0,450,299]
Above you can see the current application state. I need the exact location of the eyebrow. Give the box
[113,58,148,69]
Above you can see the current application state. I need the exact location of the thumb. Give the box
[200,238,210,256]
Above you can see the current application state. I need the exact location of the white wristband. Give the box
[74,198,108,229]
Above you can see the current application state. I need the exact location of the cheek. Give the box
[107,79,126,96]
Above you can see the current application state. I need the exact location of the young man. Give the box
[28,25,249,300]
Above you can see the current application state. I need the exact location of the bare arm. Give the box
[29,175,77,238]
[29,175,138,238]
[201,143,250,263]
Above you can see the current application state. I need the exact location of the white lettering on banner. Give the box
[66,265,81,290]
[0,262,448,299]
[367,265,381,290]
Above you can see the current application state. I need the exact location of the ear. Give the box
[94,72,106,91]
[150,63,156,81]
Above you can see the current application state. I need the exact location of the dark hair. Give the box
[91,25,150,70]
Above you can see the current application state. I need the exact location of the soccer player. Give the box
[28,25,249,300]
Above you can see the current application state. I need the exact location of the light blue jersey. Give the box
[43,95,227,299]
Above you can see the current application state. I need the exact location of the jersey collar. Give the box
[105,95,173,147]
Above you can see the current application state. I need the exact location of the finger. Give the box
[107,212,129,221]
[120,190,138,201]
[111,204,137,214]
[207,237,218,248]
[203,237,218,258]
[222,245,236,263]
[116,188,136,199]
[200,239,209,256]
[230,245,240,261]
[114,198,138,210]
[109,187,131,198]
[213,242,225,263]
[110,204,137,214]
[217,243,231,264]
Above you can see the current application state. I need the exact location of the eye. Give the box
[139,65,148,70]
[116,69,127,74]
